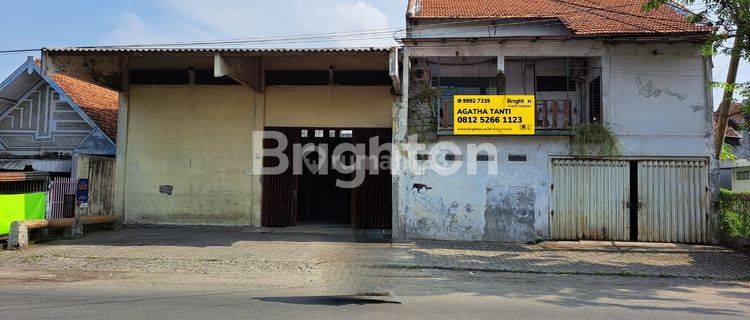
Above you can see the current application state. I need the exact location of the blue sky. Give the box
[0,0,745,107]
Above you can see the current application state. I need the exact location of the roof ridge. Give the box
[407,0,711,37]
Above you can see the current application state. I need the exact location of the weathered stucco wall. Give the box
[395,41,714,243]
[265,86,394,128]
[395,136,568,242]
[44,54,123,90]
[607,52,711,156]
[124,85,256,225]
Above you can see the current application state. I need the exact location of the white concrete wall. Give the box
[408,19,571,39]
[607,53,711,156]
[395,40,713,243]
[731,167,750,192]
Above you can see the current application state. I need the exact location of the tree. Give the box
[645,0,749,159]
[721,142,738,160]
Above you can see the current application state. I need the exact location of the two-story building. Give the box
[394,0,716,243]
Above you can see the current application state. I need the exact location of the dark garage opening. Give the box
[296,129,352,225]
[629,161,638,241]
[261,127,392,231]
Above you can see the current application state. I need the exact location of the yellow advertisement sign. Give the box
[453,95,535,135]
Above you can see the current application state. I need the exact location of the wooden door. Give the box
[261,127,299,227]
[351,128,392,230]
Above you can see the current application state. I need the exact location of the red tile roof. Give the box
[713,105,744,139]
[409,0,711,36]
[50,73,119,141]
[726,126,742,139]
[715,102,746,126]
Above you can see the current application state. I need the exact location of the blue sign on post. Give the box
[76,178,89,208]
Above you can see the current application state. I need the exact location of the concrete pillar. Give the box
[250,85,265,227]
[113,56,130,220]
[392,48,412,240]
[7,222,28,250]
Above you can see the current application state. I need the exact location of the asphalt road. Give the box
[0,268,747,320]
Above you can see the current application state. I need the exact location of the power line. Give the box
[551,0,715,31]
[0,48,40,54]
[0,1,714,55]
[549,0,662,33]
[1,19,567,54]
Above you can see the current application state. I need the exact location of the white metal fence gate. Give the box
[637,160,710,243]
[550,159,631,241]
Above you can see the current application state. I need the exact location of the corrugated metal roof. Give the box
[43,47,393,54]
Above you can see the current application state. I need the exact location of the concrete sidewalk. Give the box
[2,226,749,280]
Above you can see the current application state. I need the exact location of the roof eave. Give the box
[400,31,711,44]
[41,47,396,57]
[0,57,41,99]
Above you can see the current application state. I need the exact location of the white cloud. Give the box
[100,0,397,48]
[313,1,393,46]
[99,13,216,46]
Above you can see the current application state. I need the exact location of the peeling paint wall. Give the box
[395,136,568,242]
[44,54,123,90]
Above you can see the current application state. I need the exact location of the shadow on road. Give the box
[255,295,401,306]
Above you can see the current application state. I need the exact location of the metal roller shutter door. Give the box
[637,160,710,243]
[551,159,631,241]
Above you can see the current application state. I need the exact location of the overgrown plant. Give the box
[721,143,737,160]
[408,85,442,141]
[413,85,442,106]
[569,122,621,157]
[719,189,750,238]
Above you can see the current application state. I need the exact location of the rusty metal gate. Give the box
[550,159,631,241]
[637,160,710,243]
[351,128,392,230]
[261,127,300,227]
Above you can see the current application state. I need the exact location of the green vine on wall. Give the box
[408,85,442,141]
[413,85,442,105]
[569,122,621,157]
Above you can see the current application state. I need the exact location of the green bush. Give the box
[719,189,750,238]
